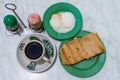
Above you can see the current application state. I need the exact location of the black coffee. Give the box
[25,42,43,60]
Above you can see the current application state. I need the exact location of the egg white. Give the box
[50,12,75,33]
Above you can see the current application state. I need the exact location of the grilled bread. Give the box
[60,33,104,65]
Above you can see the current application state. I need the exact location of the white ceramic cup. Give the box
[24,40,50,63]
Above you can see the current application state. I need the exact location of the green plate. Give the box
[59,30,106,78]
[43,2,83,40]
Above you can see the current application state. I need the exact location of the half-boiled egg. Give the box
[50,12,75,33]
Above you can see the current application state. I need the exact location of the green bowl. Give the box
[43,2,83,40]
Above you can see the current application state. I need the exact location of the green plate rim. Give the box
[43,2,83,40]
[59,30,106,78]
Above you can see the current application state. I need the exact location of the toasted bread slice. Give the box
[60,33,104,65]
[79,33,104,59]
[60,39,85,64]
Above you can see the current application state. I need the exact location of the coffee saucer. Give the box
[17,33,57,73]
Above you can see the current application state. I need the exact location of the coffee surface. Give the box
[25,42,43,60]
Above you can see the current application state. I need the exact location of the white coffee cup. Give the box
[24,40,50,63]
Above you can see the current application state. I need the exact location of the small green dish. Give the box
[43,2,83,40]
[59,30,106,78]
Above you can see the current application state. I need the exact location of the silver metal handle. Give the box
[5,3,17,10]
